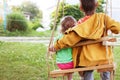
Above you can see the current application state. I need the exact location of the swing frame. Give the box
[47,0,119,80]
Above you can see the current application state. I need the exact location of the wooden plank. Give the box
[50,73,67,78]
[50,64,114,76]
[97,68,114,72]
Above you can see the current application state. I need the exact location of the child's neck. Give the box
[85,11,95,16]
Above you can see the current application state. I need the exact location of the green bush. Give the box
[32,22,43,30]
[28,18,43,30]
[7,12,28,32]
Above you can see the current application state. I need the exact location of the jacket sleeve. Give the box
[54,31,82,51]
[105,14,120,34]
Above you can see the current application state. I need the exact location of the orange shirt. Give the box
[77,16,90,24]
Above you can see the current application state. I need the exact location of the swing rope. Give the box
[62,0,65,17]
[104,0,111,64]
[110,0,112,17]
[104,0,115,65]
[46,0,61,80]
[47,0,60,54]
[48,0,115,79]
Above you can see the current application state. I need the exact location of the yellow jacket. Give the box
[54,13,120,67]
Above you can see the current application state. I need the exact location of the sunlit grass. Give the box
[0,42,48,80]
[0,42,120,80]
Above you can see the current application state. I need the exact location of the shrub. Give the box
[27,18,43,30]
[7,12,28,32]
[32,22,43,30]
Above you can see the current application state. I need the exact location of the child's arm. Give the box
[105,14,120,34]
[49,37,117,51]
[73,37,117,47]
[53,31,82,51]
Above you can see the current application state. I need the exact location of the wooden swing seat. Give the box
[50,63,116,78]
[49,37,118,78]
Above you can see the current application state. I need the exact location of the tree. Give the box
[96,0,105,13]
[11,6,21,12]
[20,1,42,21]
[50,1,104,30]
[50,3,83,30]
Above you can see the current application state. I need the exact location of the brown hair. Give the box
[80,0,97,15]
[60,16,76,33]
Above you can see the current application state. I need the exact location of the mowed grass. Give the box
[0,42,120,80]
[0,42,48,80]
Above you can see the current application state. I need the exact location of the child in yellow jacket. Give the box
[49,0,120,80]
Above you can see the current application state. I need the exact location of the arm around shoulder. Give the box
[54,31,82,51]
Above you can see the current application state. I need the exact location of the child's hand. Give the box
[101,37,109,41]
[49,46,56,52]
[101,37,116,42]
[107,38,117,42]
[47,46,56,59]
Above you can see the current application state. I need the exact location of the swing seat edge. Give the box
[49,64,115,78]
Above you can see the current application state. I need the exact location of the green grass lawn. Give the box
[0,42,120,80]
[0,42,48,80]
